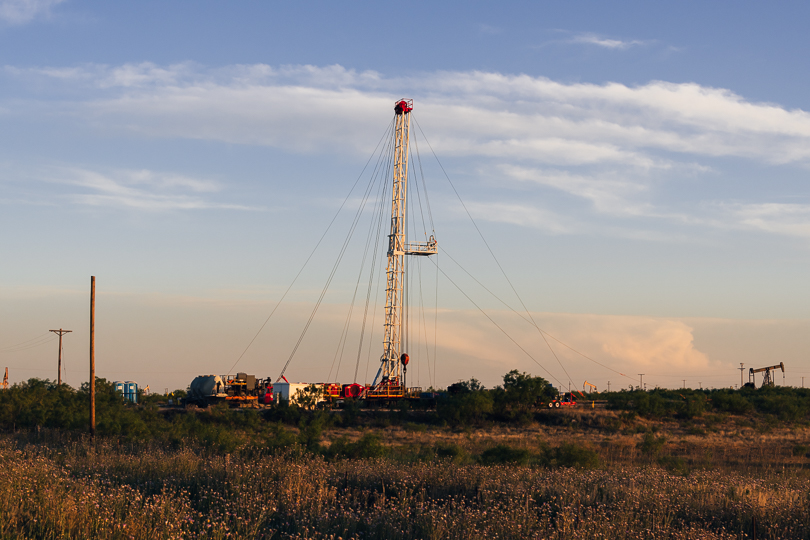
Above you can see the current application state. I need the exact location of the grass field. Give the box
[2,378,809,538]
[2,408,809,540]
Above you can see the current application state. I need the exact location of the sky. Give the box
[2,0,810,393]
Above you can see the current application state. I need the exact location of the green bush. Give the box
[479,443,532,466]
[437,379,493,426]
[492,370,556,423]
[711,392,753,414]
[326,433,387,460]
[550,442,600,469]
[638,431,667,458]
[658,455,690,475]
[678,396,706,419]
[434,442,468,463]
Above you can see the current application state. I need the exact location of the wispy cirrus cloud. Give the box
[568,32,647,50]
[716,202,810,238]
[478,23,502,35]
[0,0,65,24]
[49,167,260,211]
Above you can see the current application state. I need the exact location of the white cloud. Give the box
[498,164,651,216]
[6,62,810,236]
[462,201,574,234]
[10,62,810,167]
[720,202,810,238]
[49,167,260,211]
[568,33,646,50]
[0,0,64,24]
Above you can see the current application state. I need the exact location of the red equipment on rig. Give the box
[394,99,413,115]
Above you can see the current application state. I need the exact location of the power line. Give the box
[427,256,563,387]
[439,246,635,382]
[227,119,395,376]
[413,117,576,388]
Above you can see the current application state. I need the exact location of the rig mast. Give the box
[371,99,436,396]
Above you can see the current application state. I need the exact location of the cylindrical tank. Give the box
[189,375,225,399]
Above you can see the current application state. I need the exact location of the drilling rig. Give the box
[367,99,437,401]
[747,362,785,388]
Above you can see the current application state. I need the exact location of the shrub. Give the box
[262,399,303,425]
[658,455,690,475]
[262,422,297,454]
[479,443,532,466]
[711,392,753,414]
[339,398,361,426]
[550,443,600,469]
[492,370,556,423]
[297,411,329,452]
[437,379,493,426]
[434,442,468,463]
[326,433,387,460]
[678,397,706,419]
[638,431,667,458]
[755,393,810,422]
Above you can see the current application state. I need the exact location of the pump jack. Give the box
[747,362,784,388]
[583,381,598,394]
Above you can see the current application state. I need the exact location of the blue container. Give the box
[114,381,138,403]
[124,381,138,404]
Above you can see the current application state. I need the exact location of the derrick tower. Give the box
[371,99,436,395]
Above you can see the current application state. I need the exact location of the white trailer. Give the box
[272,382,316,404]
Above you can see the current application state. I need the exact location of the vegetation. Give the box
[0,436,808,539]
[0,372,809,537]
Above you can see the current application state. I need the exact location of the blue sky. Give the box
[2,0,810,392]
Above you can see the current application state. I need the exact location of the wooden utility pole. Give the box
[90,276,96,438]
[49,328,72,385]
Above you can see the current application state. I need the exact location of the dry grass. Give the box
[324,409,810,472]
[1,427,809,539]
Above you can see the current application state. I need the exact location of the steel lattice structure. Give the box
[371,99,436,394]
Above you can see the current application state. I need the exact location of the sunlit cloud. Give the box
[10,62,810,166]
[5,62,810,237]
[0,0,64,24]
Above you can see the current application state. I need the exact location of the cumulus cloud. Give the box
[406,309,720,388]
[0,0,64,24]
